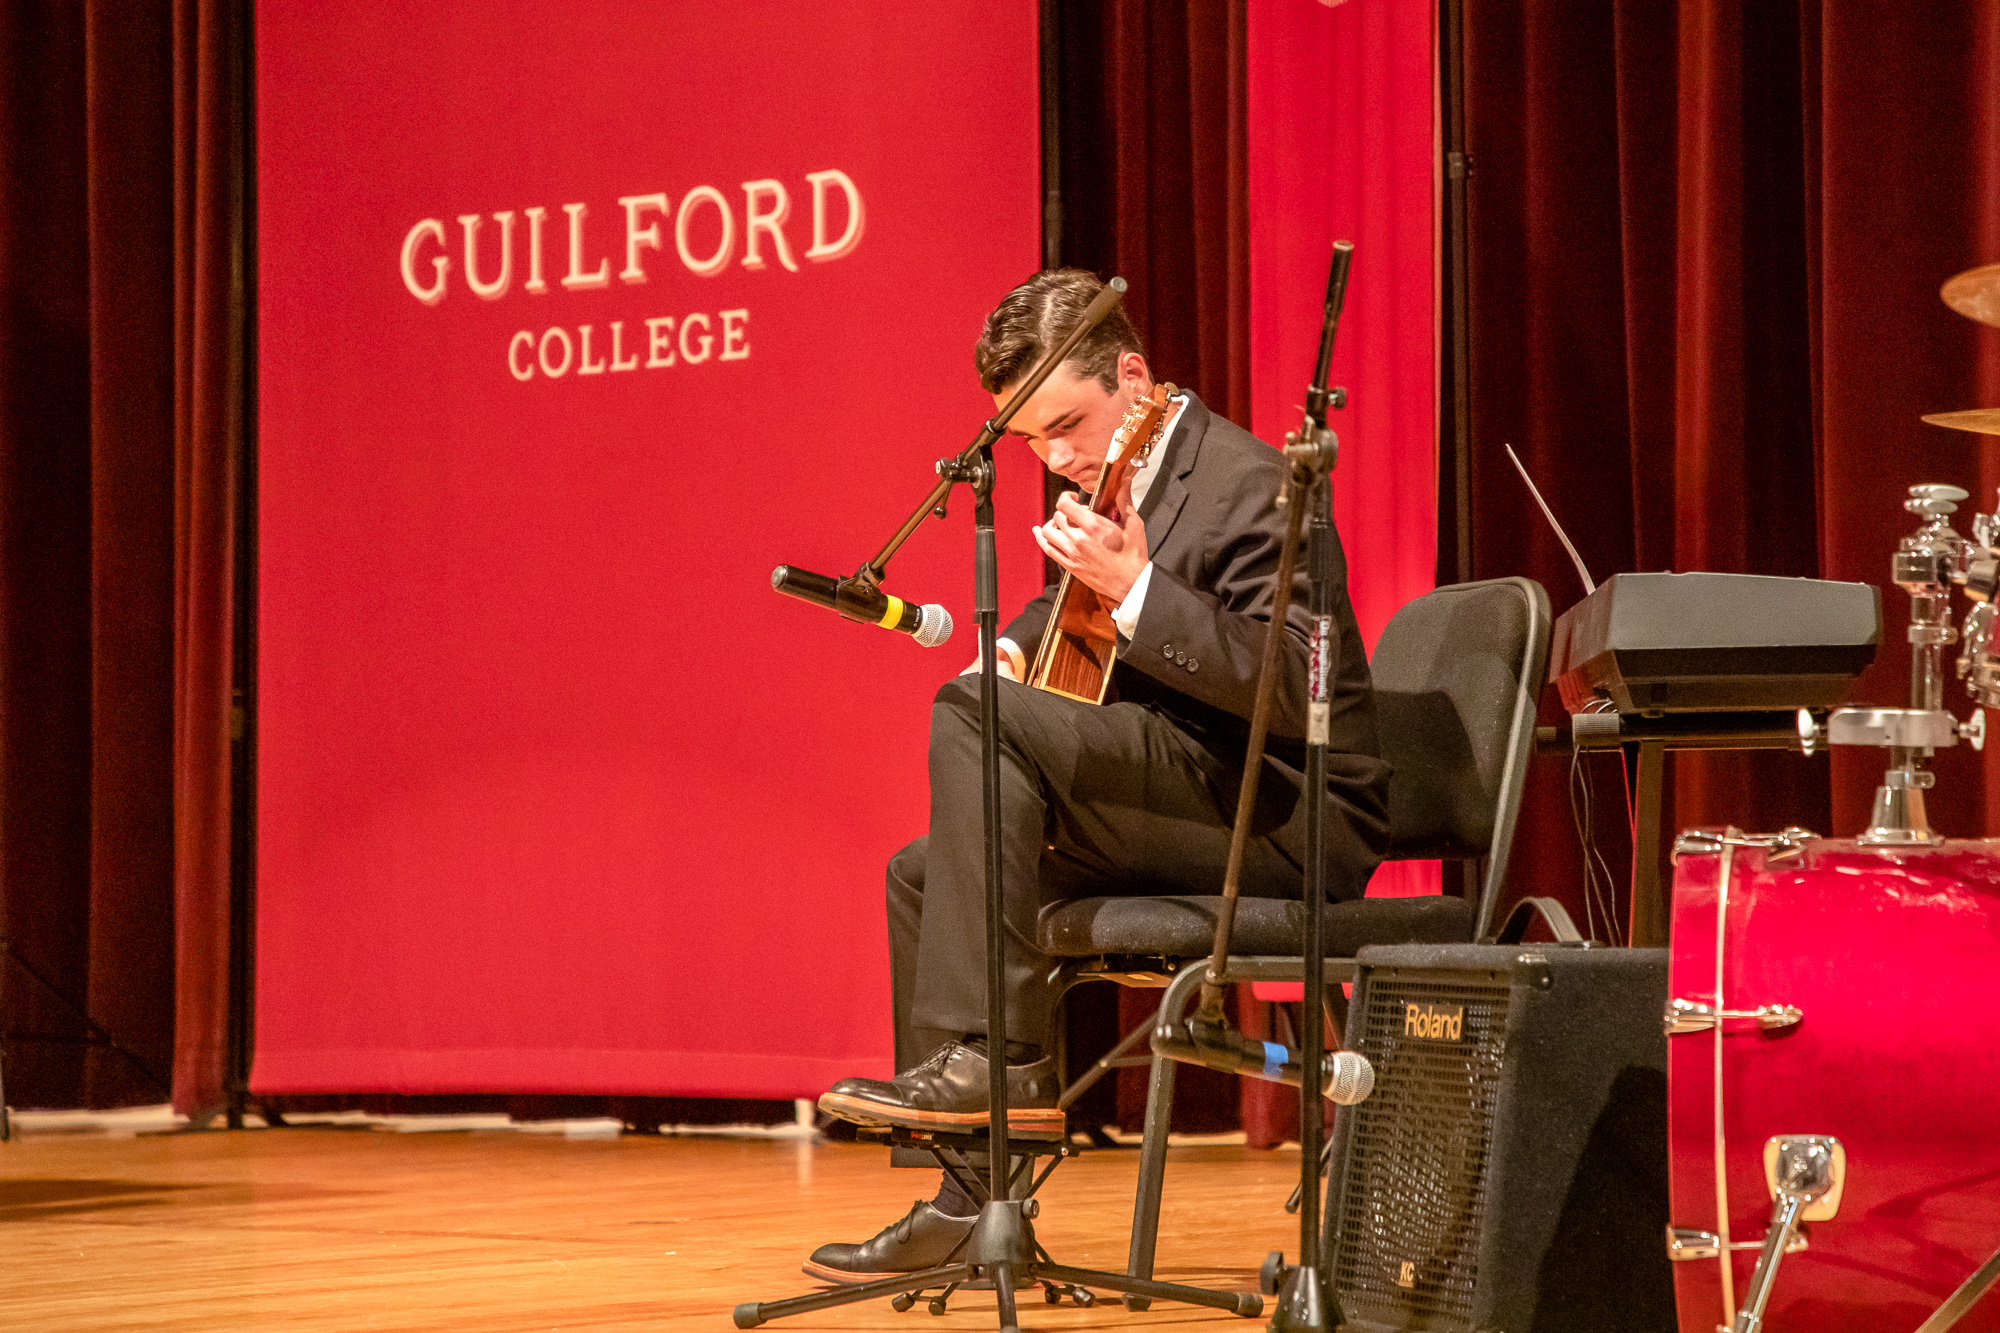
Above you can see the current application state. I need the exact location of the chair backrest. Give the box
[1368,577,1551,941]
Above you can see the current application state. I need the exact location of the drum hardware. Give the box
[1817,706,1965,749]
[1670,828,1818,861]
[1663,1000,1802,1036]
[1913,1243,2000,1333]
[1760,1136,1844,1221]
[1808,485,1988,845]
[1665,1228,1808,1262]
[1728,1135,1843,1333]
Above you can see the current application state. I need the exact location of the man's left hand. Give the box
[1032,482,1147,604]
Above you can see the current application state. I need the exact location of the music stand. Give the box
[737,278,1262,1330]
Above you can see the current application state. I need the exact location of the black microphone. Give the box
[770,565,953,648]
[1152,1017,1374,1103]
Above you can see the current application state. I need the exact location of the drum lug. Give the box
[1764,826,1820,862]
[1665,998,1805,1035]
[1674,830,1727,859]
[1666,1226,1810,1262]
[1672,827,1820,863]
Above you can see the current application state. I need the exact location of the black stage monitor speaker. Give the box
[1323,943,1674,1333]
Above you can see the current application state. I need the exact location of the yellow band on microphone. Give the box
[877,595,905,629]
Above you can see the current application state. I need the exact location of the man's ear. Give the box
[1117,350,1152,396]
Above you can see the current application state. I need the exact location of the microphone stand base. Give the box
[734,1159,1261,1329]
[733,1237,1264,1330]
[1264,1255,1337,1333]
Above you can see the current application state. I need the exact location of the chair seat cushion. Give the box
[1036,893,1475,959]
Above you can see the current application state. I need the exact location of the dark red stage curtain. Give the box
[1051,0,1253,1137]
[1461,1,2000,938]
[1056,0,1250,427]
[0,0,241,1112]
[170,0,246,1118]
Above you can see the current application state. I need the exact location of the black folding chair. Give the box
[1036,576,1554,1289]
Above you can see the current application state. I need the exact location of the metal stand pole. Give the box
[1270,472,1336,1331]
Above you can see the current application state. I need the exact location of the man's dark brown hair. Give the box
[973,269,1144,394]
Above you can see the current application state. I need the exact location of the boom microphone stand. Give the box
[1157,242,1355,1333]
[1270,240,1353,1333]
[740,278,1262,1331]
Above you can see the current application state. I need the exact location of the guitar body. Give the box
[1033,588,1123,703]
[1029,384,1175,705]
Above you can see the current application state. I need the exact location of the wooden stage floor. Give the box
[1,1119,1305,1331]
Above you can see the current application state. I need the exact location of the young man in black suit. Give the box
[804,269,1390,1283]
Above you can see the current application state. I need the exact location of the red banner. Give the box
[253,0,1041,1096]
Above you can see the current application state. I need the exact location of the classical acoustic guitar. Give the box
[1028,382,1176,704]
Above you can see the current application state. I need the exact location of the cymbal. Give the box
[1922,408,2000,435]
[1942,263,2000,327]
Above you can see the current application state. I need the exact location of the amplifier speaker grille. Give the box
[1332,974,1513,1332]
[1323,945,1672,1333]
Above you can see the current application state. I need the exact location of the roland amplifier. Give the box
[1323,944,1673,1333]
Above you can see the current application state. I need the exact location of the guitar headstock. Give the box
[1105,382,1176,465]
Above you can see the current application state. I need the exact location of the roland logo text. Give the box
[1403,1002,1464,1041]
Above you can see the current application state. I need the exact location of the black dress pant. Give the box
[887,674,1379,1071]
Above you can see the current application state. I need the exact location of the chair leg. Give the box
[1323,986,1348,1047]
[1058,1016,1153,1112]
[1125,1049,1178,1287]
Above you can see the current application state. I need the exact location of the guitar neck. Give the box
[1087,454,1139,518]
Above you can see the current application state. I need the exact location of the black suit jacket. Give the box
[1002,391,1391,852]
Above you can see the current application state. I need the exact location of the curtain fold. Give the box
[169,0,242,1117]
[1465,0,2000,937]
[0,0,239,1112]
[85,0,181,1111]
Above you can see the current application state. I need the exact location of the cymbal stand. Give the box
[1808,485,1986,840]
[738,278,1262,1331]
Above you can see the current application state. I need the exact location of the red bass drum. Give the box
[1668,829,2000,1333]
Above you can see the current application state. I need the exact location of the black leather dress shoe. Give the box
[801,1200,977,1284]
[817,1040,1065,1137]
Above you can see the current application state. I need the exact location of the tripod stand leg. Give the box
[994,1262,1020,1332]
[1039,1263,1262,1316]
[731,1263,977,1328]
